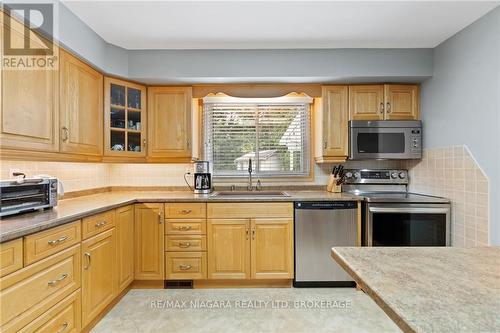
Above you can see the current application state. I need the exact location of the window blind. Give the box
[203,96,311,178]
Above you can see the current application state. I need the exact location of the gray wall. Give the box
[421,6,500,245]
[53,3,432,84]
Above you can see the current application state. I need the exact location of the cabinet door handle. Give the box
[143,139,146,147]
[178,209,192,215]
[252,228,256,240]
[386,102,391,113]
[178,242,191,248]
[48,235,68,245]
[177,225,192,231]
[380,102,385,114]
[187,139,191,149]
[48,273,68,286]
[95,221,107,228]
[84,252,91,269]
[61,127,69,142]
[179,264,192,270]
[323,141,327,149]
[246,227,249,240]
[158,212,163,224]
[56,322,69,333]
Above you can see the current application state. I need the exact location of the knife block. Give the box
[326,174,342,193]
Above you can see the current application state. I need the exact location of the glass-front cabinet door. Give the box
[104,77,147,157]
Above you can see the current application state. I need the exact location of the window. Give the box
[203,94,312,178]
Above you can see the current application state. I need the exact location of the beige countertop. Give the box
[0,190,360,243]
[331,247,500,333]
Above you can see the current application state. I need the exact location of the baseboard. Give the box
[193,279,292,289]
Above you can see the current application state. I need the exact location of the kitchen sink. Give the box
[210,191,290,198]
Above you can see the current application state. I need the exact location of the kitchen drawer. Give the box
[207,203,293,219]
[165,203,206,219]
[82,210,115,240]
[165,252,207,280]
[0,238,23,278]
[17,289,81,333]
[24,221,81,265]
[165,235,206,252]
[165,219,206,235]
[0,245,81,332]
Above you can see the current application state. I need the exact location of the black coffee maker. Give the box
[193,161,212,194]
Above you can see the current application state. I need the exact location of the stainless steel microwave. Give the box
[0,178,58,217]
[349,120,422,160]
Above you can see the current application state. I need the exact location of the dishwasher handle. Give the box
[294,201,358,210]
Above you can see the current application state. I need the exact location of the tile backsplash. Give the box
[0,159,400,192]
[405,146,490,246]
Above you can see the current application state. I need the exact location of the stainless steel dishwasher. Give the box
[294,201,358,287]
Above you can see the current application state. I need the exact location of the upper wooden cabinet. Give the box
[384,84,419,120]
[134,203,165,280]
[59,50,103,156]
[349,85,385,120]
[147,87,192,161]
[0,21,59,152]
[315,86,349,162]
[104,77,147,158]
[349,84,419,121]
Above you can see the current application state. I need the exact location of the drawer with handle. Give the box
[165,252,207,280]
[17,289,81,333]
[165,219,206,235]
[0,245,81,332]
[82,210,115,239]
[165,235,206,252]
[165,203,206,219]
[0,238,23,278]
[24,221,81,265]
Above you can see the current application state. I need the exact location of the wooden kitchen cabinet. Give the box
[251,218,294,279]
[104,77,147,158]
[134,203,164,280]
[59,50,103,156]
[81,228,116,327]
[207,219,251,279]
[384,84,419,120]
[115,205,135,293]
[349,84,419,120]
[147,87,192,161]
[0,238,23,278]
[0,18,59,152]
[315,85,349,162]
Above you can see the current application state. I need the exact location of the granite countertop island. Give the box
[331,247,500,333]
[0,190,360,243]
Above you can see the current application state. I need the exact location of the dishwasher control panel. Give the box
[295,201,358,209]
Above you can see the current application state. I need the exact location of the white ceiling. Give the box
[62,1,500,49]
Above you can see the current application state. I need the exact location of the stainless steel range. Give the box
[342,169,450,247]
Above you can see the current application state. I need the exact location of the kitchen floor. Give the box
[91,288,401,333]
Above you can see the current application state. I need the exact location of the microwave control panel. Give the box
[410,128,422,153]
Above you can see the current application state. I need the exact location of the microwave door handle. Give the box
[368,207,450,214]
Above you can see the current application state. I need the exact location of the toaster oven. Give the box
[0,178,58,217]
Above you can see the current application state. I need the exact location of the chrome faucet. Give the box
[247,158,254,191]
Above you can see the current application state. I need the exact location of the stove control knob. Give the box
[391,172,398,179]
[399,172,407,179]
[353,172,360,179]
[345,172,353,179]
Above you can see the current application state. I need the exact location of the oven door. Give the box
[350,127,421,160]
[366,204,450,246]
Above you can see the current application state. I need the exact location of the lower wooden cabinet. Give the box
[165,252,207,280]
[207,219,251,279]
[0,245,81,332]
[134,203,164,280]
[251,218,294,279]
[115,205,134,293]
[0,238,23,278]
[81,229,116,327]
[18,289,81,333]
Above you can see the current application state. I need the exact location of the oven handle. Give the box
[368,207,450,214]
